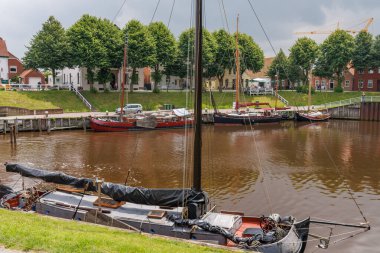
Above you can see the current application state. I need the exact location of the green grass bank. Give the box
[279,91,380,106]
[83,91,284,112]
[0,209,230,253]
[0,90,89,112]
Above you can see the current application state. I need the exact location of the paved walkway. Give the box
[0,246,26,253]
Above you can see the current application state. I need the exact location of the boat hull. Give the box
[213,113,254,125]
[33,191,308,253]
[295,112,331,122]
[90,117,193,132]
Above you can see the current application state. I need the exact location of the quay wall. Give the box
[0,106,64,117]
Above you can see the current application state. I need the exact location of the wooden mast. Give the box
[120,35,128,119]
[235,15,240,111]
[193,0,203,192]
[307,77,311,112]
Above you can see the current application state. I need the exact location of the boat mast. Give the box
[235,15,240,111]
[120,34,128,119]
[307,77,311,112]
[193,0,203,192]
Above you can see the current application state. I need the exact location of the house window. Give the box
[358,70,364,74]
[368,69,374,74]
[225,79,229,88]
[359,80,364,88]
[9,66,17,73]
[315,80,320,86]
[77,73,80,84]
[368,80,373,88]
[378,68,380,74]
[229,69,232,75]
[345,80,350,87]
[63,74,66,84]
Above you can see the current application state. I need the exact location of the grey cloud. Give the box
[1,0,379,58]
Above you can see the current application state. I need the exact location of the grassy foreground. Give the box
[0,209,229,253]
[0,90,89,112]
[279,91,380,106]
[83,91,285,111]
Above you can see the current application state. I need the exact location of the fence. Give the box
[319,96,380,109]
[70,85,93,111]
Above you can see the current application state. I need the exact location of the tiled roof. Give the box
[0,37,9,57]
[20,69,33,78]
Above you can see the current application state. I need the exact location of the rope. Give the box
[321,140,369,225]
[112,0,127,23]
[150,0,161,24]
[167,0,176,28]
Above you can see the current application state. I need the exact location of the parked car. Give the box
[116,104,143,114]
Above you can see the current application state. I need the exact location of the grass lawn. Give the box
[83,91,285,112]
[0,209,229,253]
[0,90,89,112]
[279,91,380,106]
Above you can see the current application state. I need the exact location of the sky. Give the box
[1,0,380,60]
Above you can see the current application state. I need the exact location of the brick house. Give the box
[352,68,380,92]
[310,67,355,91]
[0,37,45,85]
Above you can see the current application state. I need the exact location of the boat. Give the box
[1,1,370,252]
[295,111,331,122]
[89,29,193,132]
[213,16,282,125]
[295,75,330,122]
[90,109,193,132]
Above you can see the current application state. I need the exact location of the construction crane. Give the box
[295,18,374,35]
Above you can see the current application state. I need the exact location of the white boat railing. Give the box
[70,85,93,111]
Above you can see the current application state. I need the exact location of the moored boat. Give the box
[295,111,331,122]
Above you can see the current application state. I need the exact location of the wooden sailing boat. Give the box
[295,79,331,122]
[89,34,193,131]
[213,16,282,125]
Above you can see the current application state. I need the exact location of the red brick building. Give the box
[352,68,380,91]
[0,37,45,85]
[310,68,355,91]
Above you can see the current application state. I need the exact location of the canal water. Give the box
[0,120,379,253]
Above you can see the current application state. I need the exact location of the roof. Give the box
[20,69,34,78]
[245,57,274,79]
[0,37,9,57]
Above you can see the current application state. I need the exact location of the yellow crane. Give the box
[295,18,374,35]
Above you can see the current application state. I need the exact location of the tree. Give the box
[238,33,264,76]
[314,30,354,92]
[123,20,156,92]
[164,42,187,89]
[267,49,289,88]
[178,28,216,88]
[352,31,373,72]
[370,35,380,68]
[148,22,176,91]
[212,30,235,92]
[23,16,69,84]
[289,37,318,85]
[67,15,123,89]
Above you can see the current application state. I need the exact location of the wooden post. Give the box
[82,117,86,131]
[30,119,33,131]
[15,118,18,133]
[47,119,51,133]
[3,120,7,134]
[38,118,42,132]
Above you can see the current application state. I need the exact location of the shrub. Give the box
[90,87,98,93]
[334,86,343,93]
[153,87,161,93]
[296,85,315,94]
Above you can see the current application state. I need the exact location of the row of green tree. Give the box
[267,30,380,92]
[23,15,265,92]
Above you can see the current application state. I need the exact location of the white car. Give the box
[116,104,143,114]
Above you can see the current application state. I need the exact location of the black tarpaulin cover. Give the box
[5,163,206,207]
